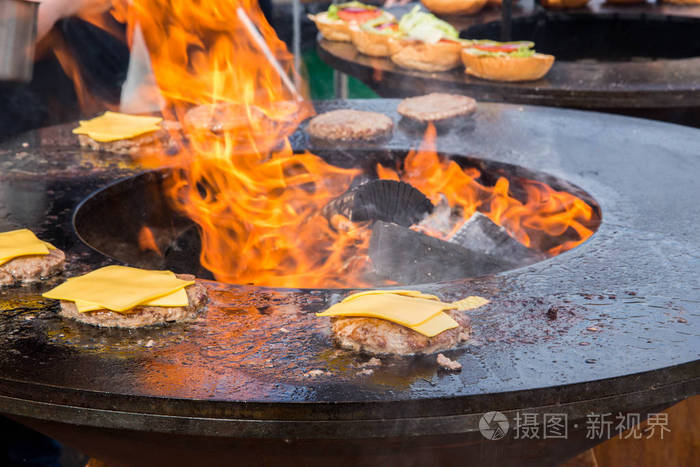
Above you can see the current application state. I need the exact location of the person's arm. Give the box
[37,0,113,40]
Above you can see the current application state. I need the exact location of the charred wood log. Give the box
[449,212,545,265]
[369,221,531,284]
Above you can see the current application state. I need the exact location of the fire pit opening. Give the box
[73,150,601,288]
[464,14,700,62]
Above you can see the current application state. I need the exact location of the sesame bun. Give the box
[308,12,353,42]
[349,25,397,57]
[390,40,463,72]
[461,49,554,82]
[421,0,489,15]
[540,0,590,7]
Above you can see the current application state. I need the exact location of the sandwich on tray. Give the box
[349,15,402,57]
[309,1,393,42]
[421,0,488,16]
[461,40,555,82]
[389,6,467,72]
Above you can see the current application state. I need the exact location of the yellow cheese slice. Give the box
[73,287,189,313]
[409,311,459,337]
[343,289,441,303]
[316,293,456,327]
[317,290,489,338]
[451,296,489,311]
[72,111,162,143]
[43,265,193,312]
[0,229,50,266]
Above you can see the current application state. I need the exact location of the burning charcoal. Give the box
[449,212,545,265]
[369,221,521,284]
[324,180,433,227]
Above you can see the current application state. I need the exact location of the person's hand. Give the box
[38,0,113,40]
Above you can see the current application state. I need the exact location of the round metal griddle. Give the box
[318,1,700,126]
[0,100,698,466]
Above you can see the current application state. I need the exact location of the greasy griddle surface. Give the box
[0,101,698,421]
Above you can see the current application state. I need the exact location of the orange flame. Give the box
[120,0,373,288]
[138,226,162,256]
[377,124,597,255]
[115,1,595,288]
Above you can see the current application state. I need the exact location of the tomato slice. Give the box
[472,43,525,53]
[439,38,461,44]
[337,8,382,22]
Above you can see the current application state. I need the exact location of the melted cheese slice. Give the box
[43,266,193,312]
[73,287,189,313]
[317,293,456,327]
[73,111,162,143]
[317,289,488,337]
[0,229,50,266]
[342,289,441,303]
[452,296,490,311]
[410,311,459,337]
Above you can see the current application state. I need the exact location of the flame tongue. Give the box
[377,124,596,255]
[119,1,595,288]
[117,0,375,287]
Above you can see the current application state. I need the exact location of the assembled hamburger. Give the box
[461,40,555,82]
[421,0,488,15]
[349,16,402,57]
[309,2,393,42]
[389,6,467,72]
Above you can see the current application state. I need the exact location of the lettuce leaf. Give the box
[361,16,401,36]
[398,6,458,44]
[464,46,535,58]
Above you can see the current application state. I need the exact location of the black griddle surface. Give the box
[0,100,697,437]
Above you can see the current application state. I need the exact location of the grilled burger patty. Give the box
[58,275,208,328]
[306,109,394,142]
[0,248,65,286]
[397,93,477,123]
[78,121,180,156]
[330,309,471,355]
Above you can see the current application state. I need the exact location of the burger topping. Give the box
[317,290,489,337]
[464,40,536,58]
[73,111,163,143]
[398,6,460,44]
[361,17,401,36]
[327,2,383,23]
[0,229,55,266]
[43,266,194,313]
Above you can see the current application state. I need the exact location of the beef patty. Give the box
[330,309,471,356]
[306,109,394,142]
[0,248,65,286]
[58,275,208,328]
[397,93,477,123]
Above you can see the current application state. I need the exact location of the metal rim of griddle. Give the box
[0,360,697,438]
